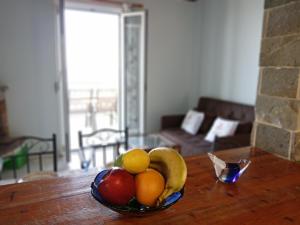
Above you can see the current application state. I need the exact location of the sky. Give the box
[65,10,119,90]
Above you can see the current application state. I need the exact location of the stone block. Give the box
[292,131,300,160]
[265,0,300,9]
[267,1,300,37]
[250,121,258,146]
[260,34,300,66]
[254,123,291,157]
[262,11,269,38]
[256,95,300,130]
[260,68,299,98]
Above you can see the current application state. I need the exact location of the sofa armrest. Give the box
[161,115,185,130]
[212,134,250,151]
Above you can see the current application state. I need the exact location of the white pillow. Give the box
[205,117,239,142]
[181,110,205,135]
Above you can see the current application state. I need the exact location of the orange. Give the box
[135,169,165,207]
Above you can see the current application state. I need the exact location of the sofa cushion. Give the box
[160,128,213,156]
[196,97,254,123]
[236,122,253,134]
[198,114,216,134]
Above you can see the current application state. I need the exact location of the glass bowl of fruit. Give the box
[90,147,186,216]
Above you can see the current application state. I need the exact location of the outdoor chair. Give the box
[78,128,128,168]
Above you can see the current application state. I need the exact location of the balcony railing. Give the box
[69,89,118,114]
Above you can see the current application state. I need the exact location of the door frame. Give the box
[54,0,70,161]
[120,11,147,135]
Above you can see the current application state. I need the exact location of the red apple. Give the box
[98,168,135,206]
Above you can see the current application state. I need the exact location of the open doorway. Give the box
[64,9,120,150]
[60,1,146,169]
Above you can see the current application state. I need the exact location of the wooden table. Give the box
[1,147,300,225]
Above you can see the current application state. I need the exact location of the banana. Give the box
[148,147,187,205]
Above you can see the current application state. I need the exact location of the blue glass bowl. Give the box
[91,169,184,216]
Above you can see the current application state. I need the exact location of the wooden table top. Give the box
[0,147,300,225]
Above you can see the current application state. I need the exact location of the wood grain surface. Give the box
[0,147,300,225]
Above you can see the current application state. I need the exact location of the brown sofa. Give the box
[160,97,254,156]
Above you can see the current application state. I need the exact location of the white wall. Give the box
[0,0,60,137]
[195,0,264,105]
[129,0,197,133]
[0,0,264,137]
[131,0,264,132]
[0,0,197,137]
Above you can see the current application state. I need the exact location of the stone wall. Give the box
[252,0,300,160]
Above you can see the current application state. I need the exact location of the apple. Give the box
[98,168,135,206]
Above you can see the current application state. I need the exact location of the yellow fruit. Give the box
[122,148,150,174]
[149,147,187,204]
[135,169,165,207]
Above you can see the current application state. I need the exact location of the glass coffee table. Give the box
[128,134,181,153]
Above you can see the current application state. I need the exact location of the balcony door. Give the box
[56,1,146,161]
